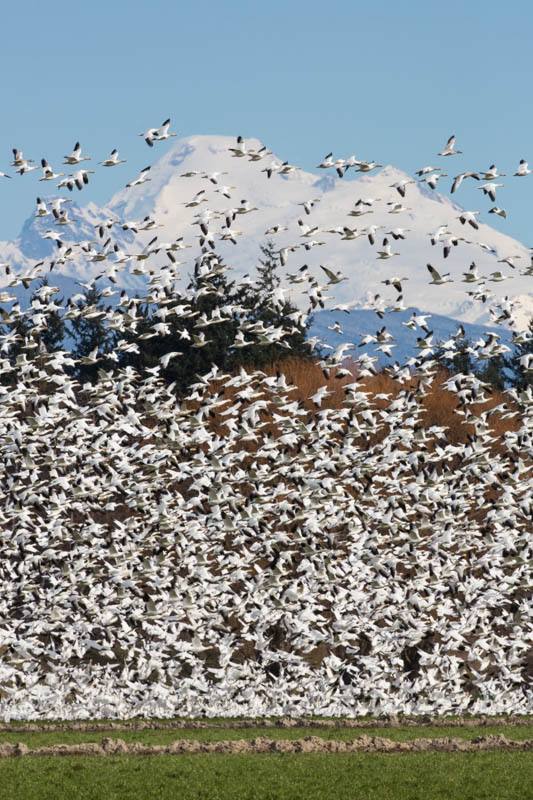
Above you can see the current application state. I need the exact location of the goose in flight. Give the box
[355,161,383,173]
[63,142,90,164]
[381,276,408,293]
[320,265,346,284]
[203,171,228,184]
[389,179,415,197]
[229,136,253,157]
[298,199,320,215]
[11,148,33,167]
[489,206,507,218]
[427,264,453,284]
[457,210,480,229]
[154,118,177,142]
[514,159,532,176]
[461,261,486,283]
[99,149,126,167]
[316,152,335,169]
[451,171,479,193]
[479,165,506,180]
[0,171,11,179]
[386,227,410,240]
[35,197,49,217]
[139,118,175,146]
[438,134,462,156]
[478,182,503,202]
[415,165,441,176]
[419,172,447,189]
[39,159,64,181]
[66,168,95,190]
[387,202,411,214]
[377,238,400,259]
[248,146,271,161]
[126,166,151,187]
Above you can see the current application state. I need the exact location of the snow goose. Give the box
[99,149,126,167]
[63,142,90,164]
[386,227,410,240]
[415,165,441,176]
[11,148,33,167]
[68,168,95,190]
[514,159,532,176]
[488,206,506,218]
[229,135,253,157]
[355,161,382,172]
[457,210,480,229]
[427,264,453,284]
[419,172,447,189]
[126,166,151,187]
[451,171,479,193]
[479,164,505,180]
[389,179,415,197]
[438,134,462,156]
[377,238,400,259]
[39,159,64,181]
[478,182,503,202]
[154,118,177,141]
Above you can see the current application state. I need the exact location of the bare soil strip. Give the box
[0,734,532,757]
[1,715,532,734]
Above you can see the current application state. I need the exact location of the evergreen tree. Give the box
[433,335,475,376]
[29,277,66,353]
[232,240,314,369]
[69,286,118,383]
[504,321,533,389]
[118,252,241,392]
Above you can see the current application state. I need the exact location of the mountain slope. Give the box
[1,134,532,327]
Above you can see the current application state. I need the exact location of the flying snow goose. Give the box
[355,161,383,172]
[438,134,462,156]
[451,171,479,193]
[35,197,49,217]
[488,207,507,218]
[229,136,253,157]
[63,142,90,164]
[154,118,177,141]
[68,169,95,190]
[99,149,126,167]
[39,159,64,181]
[478,182,503,202]
[457,210,480,229]
[389,179,415,197]
[415,165,441,176]
[419,172,447,189]
[126,166,151,187]
[11,148,33,167]
[514,159,532,176]
[377,238,400,258]
[479,165,505,180]
[427,264,453,284]
[248,146,271,161]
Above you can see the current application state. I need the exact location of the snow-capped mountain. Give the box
[1,134,532,327]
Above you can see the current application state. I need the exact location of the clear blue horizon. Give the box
[1,0,532,244]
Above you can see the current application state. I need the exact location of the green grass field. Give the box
[0,723,532,748]
[0,751,532,800]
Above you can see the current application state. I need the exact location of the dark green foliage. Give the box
[69,287,118,383]
[433,335,476,377]
[504,320,533,389]
[118,244,315,393]
[30,277,66,353]
[232,240,313,369]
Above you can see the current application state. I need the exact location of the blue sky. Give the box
[1,0,532,244]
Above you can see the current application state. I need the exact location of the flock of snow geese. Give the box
[0,122,532,719]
